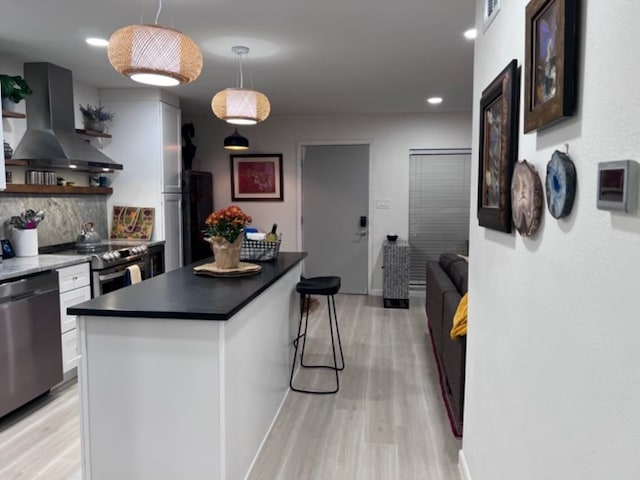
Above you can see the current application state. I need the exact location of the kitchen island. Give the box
[69,252,306,480]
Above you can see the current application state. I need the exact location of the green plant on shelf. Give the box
[0,74,32,104]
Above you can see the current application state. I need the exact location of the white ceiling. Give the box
[0,0,475,116]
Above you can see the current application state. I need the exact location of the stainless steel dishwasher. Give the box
[0,270,62,418]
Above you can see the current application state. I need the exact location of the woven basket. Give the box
[240,236,281,261]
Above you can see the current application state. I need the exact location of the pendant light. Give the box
[224,128,250,151]
[211,46,270,125]
[107,0,203,86]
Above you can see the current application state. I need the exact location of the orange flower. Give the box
[203,205,252,243]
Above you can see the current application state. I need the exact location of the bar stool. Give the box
[290,276,345,394]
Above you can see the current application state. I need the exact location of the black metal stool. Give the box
[290,276,345,394]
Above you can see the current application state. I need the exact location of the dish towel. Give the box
[126,264,142,284]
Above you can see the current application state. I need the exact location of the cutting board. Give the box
[110,206,155,240]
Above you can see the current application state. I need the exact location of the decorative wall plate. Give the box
[511,160,543,236]
[545,150,577,218]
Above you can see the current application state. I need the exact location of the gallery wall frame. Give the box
[230,153,284,201]
[524,0,578,133]
[477,59,520,233]
[484,0,501,31]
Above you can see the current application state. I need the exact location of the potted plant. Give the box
[79,103,115,133]
[0,74,32,111]
[203,205,252,269]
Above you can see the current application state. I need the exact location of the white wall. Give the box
[462,2,640,480]
[184,112,472,292]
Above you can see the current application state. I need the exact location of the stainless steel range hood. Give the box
[12,62,123,172]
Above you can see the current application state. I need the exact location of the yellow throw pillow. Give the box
[450,292,468,339]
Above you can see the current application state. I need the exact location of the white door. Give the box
[162,193,183,272]
[302,144,369,294]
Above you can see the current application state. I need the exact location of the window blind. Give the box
[409,150,471,286]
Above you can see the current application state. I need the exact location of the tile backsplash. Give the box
[0,194,108,248]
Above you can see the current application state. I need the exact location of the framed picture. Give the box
[477,59,520,233]
[523,0,578,133]
[484,0,501,31]
[230,154,284,201]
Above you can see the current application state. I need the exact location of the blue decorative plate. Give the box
[545,150,577,219]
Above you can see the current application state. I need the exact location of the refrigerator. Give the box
[182,170,213,265]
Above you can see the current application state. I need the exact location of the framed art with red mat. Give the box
[230,153,283,201]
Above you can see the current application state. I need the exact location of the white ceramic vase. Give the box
[13,228,38,257]
[1,98,16,112]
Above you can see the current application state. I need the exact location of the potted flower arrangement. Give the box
[79,103,115,133]
[0,74,32,111]
[204,205,252,269]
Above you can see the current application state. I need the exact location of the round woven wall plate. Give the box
[545,150,577,219]
[511,160,543,237]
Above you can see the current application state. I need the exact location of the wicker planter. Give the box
[207,234,243,269]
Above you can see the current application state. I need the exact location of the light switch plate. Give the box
[376,198,390,209]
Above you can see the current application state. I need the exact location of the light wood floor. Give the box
[248,294,461,480]
[0,380,81,479]
[0,295,461,480]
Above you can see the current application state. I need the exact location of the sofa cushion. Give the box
[439,253,468,294]
[426,261,459,356]
[448,260,468,294]
[439,253,462,272]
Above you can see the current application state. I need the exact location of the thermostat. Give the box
[597,160,639,213]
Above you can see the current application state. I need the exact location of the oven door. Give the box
[93,260,149,297]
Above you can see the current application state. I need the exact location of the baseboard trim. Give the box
[459,449,472,480]
[243,388,291,480]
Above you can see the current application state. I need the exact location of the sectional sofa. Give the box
[425,253,468,437]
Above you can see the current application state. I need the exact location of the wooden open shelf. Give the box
[4,159,28,166]
[75,129,112,139]
[2,184,112,195]
[2,110,26,119]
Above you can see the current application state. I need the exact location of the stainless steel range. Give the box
[43,242,150,297]
[88,244,149,297]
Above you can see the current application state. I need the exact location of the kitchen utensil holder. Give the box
[13,228,38,257]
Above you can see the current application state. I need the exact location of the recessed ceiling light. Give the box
[86,37,109,47]
[427,97,443,105]
[464,29,477,40]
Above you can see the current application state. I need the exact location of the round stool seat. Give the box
[296,276,341,296]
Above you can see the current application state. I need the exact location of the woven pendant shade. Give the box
[212,88,270,125]
[224,128,250,150]
[108,24,202,86]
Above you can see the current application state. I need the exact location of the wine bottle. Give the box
[266,223,278,242]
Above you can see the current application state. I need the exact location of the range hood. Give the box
[12,62,123,172]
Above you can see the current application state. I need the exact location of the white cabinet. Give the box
[57,262,91,373]
[162,193,183,272]
[162,101,181,193]
[102,89,183,271]
[0,86,8,190]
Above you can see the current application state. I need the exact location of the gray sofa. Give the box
[425,253,467,437]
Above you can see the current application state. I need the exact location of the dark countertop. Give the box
[69,252,307,321]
